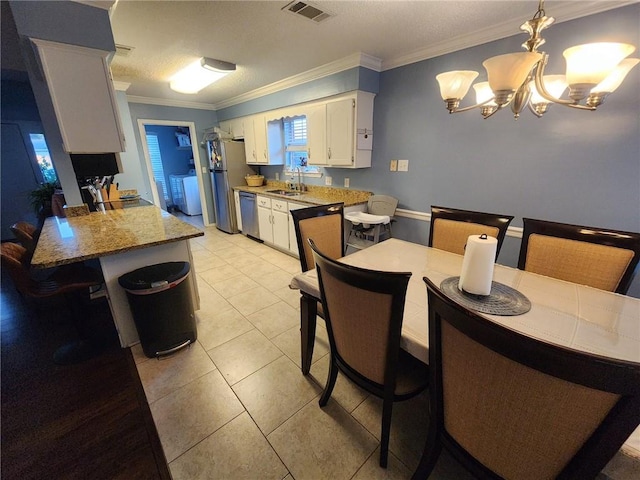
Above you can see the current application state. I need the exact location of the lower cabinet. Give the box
[257,195,289,251]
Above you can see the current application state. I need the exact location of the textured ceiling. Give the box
[107,1,633,108]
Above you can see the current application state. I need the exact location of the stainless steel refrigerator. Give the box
[208,138,255,233]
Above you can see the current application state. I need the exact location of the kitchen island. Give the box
[31,204,204,347]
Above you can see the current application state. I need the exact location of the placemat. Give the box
[440,276,531,316]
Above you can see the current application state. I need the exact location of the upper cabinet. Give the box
[325,98,355,166]
[307,91,374,168]
[31,39,126,153]
[243,114,284,165]
[221,90,375,169]
[306,103,327,166]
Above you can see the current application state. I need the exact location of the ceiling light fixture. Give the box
[435,0,639,119]
[169,58,236,94]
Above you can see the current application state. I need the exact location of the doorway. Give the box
[137,119,211,225]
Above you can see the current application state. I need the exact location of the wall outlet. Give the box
[390,159,398,171]
[344,178,350,188]
[275,172,280,181]
[201,166,207,174]
[398,159,409,172]
[325,176,332,186]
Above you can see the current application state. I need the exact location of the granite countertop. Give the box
[234,181,372,207]
[31,204,204,269]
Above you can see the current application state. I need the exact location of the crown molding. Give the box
[382,1,637,71]
[112,81,130,91]
[214,52,382,110]
[126,94,216,110]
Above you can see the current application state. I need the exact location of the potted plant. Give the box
[29,182,59,218]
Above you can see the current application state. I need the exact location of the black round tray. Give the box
[440,276,531,316]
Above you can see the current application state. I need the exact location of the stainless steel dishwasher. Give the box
[239,192,260,239]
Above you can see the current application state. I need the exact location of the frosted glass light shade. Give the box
[169,58,234,94]
[563,43,635,86]
[435,71,479,100]
[530,75,568,104]
[483,52,543,92]
[591,58,640,93]
[473,81,497,106]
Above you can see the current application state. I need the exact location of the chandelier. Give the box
[435,0,639,119]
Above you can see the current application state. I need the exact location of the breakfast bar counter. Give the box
[31,205,204,347]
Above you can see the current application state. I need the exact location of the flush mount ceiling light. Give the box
[169,58,236,94]
[436,0,639,119]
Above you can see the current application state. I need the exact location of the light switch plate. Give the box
[344,178,350,188]
[398,159,409,172]
[390,160,398,171]
[325,176,332,186]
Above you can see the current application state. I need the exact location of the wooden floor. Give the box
[1,268,171,479]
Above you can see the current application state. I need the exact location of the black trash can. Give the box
[118,262,197,358]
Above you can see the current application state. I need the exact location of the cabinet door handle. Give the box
[308,148,311,159]
[328,147,332,159]
[263,150,267,159]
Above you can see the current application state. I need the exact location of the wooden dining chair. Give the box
[10,221,38,261]
[310,239,429,468]
[291,203,345,272]
[414,276,640,480]
[291,203,345,374]
[428,205,514,259]
[518,217,640,294]
[1,242,104,364]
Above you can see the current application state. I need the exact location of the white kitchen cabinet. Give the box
[234,190,242,231]
[244,115,284,165]
[306,104,327,166]
[271,199,290,251]
[326,98,354,166]
[287,201,307,257]
[257,195,273,243]
[257,195,294,252]
[307,91,375,168]
[31,38,125,153]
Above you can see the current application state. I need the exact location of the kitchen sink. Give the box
[266,189,300,196]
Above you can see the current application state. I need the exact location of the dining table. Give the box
[289,237,640,456]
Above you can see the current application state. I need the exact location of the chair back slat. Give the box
[431,218,500,256]
[292,203,344,272]
[429,205,513,259]
[518,218,640,294]
[319,269,394,384]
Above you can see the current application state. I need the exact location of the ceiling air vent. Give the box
[282,1,333,23]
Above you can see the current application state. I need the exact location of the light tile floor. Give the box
[131,214,637,480]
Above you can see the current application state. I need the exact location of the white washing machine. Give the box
[169,174,202,215]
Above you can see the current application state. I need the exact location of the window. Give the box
[29,133,58,184]
[283,116,320,174]
[146,133,169,201]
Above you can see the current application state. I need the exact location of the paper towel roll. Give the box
[458,234,497,295]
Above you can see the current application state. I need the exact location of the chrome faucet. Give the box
[295,166,306,192]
